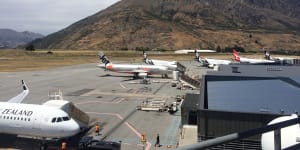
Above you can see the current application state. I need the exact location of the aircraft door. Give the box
[31,112,42,135]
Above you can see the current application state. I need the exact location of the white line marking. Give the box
[119,82,126,89]
[86,112,152,150]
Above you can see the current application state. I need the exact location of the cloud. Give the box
[0,0,120,35]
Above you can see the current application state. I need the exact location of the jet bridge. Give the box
[177,62,186,73]
[43,89,90,127]
[180,74,201,89]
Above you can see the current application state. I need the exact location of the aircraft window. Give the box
[24,118,27,121]
[10,116,13,120]
[3,116,5,119]
[14,117,16,120]
[21,118,23,121]
[57,117,62,122]
[62,117,70,121]
[51,118,56,123]
[17,117,19,120]
[28,118,30,121]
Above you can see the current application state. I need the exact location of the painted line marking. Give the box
[86,112,152,150]
[75,99,124,105]
[119,82,127,89]
[170,116,181,145]
[163,116,177,145]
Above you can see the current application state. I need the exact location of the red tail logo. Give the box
[232,49,240,62]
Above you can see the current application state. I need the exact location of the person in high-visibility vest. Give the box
[141,134,146,143]
[61,141,67,150]
[95,124,100,136]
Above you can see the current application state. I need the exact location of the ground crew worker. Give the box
[61,141,67,150]
[155,134,160,147]
[95,124,100,136]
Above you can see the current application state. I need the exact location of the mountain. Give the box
[0,29,44,49]
[32,0,300,51]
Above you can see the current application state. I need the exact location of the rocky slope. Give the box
[32,0,300,51]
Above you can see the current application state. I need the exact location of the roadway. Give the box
[0,61,206,150]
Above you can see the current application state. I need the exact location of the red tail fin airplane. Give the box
[233,49,276,64]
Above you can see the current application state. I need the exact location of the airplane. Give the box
[194,51,232,68]
[233,49,276,64]
[0,80,80,149]
[143,51,178,71]
[97,52,170,79]
[264,51,295,61]
[175,49,216,54]
[261,114,300,150]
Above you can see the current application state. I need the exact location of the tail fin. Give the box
[264,51,271,60]
[232,49,240,62]
[143,51,147,60]
[98,51,111,66]
[194,50,203,63]
[143,51,154,65]
[194,50,207,65]
[194,50,199,61]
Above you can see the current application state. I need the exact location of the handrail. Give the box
[177,117,300,150]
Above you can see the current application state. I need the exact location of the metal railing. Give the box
[177,117,300,150]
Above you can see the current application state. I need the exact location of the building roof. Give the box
[182,93,200,109]
[203,65,300,115]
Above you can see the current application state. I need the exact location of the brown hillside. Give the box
[32,0,300,51]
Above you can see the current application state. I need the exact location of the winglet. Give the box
[8,80,29,103]
[22,80,27,90]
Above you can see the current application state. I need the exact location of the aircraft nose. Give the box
[65,119,80,136]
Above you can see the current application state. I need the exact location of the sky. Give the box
[0,0,120,35]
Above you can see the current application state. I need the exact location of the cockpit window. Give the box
[51,117,56,123]
[57,117,62,122]
[62,116,70,121]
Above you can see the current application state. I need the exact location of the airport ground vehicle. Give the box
[78,136,121,150]
[168,102,178,114]
[136,100,168,112]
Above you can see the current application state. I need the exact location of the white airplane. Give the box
[143,52,178,71]
[97,52,170,78]
[233,49,276,64]
[264,51,295,61]
[194,51,232,68]
[0,80,80,149]
[175,49,216,54]
[261,114,300,150]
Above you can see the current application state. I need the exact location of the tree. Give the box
[25,44,35,51]
[224,46,245,53]
[216,45,222,53]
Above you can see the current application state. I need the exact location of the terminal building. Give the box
[181,64,300,149]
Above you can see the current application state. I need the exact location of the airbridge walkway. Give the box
[177,62,201,89]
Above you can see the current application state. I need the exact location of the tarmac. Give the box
[0,60,208,150]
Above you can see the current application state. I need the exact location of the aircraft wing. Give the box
[8,80,29,103]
